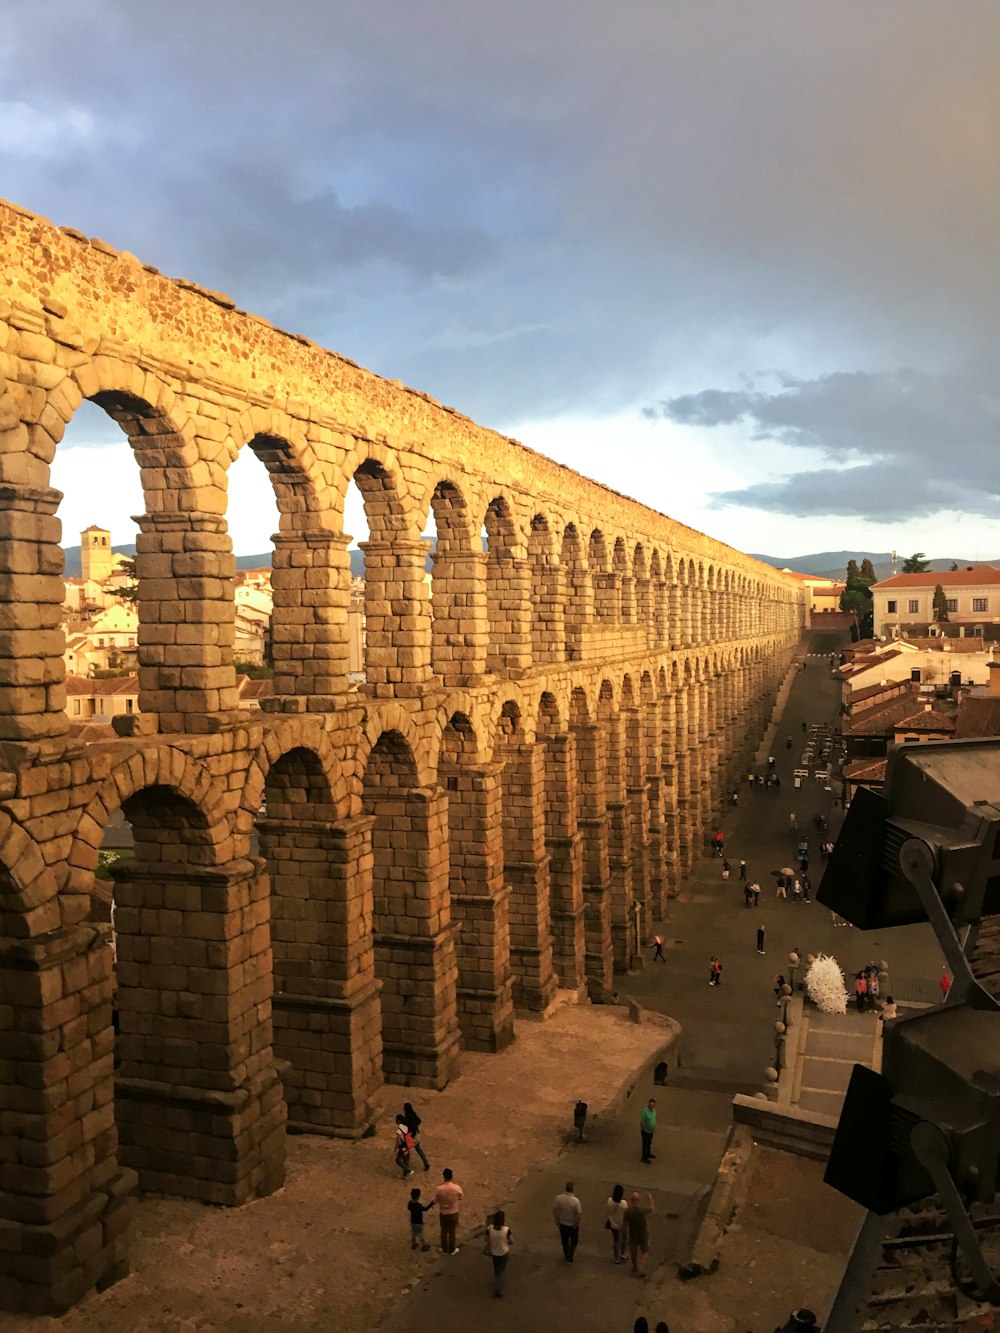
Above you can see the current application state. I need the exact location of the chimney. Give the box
[990,662,1000,700]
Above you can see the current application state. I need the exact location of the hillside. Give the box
[749,551,1000,581]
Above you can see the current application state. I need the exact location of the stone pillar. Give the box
[653,579,668,647]
[622,707,651,942]
[594,571,621,622]
[498,741,558,1013]
[635,577,652,642]
[268,528,352,708]
[0,924,135,1315]
[668,583,682,649]
[0,483,67,742]
[572,723,614,1000]
[439,761,515,1052]
[644,700,667,920]
[431,548,489,686]
[660,693,680,898]
[134,512,240,732]
[603,712,638,970]
[531,559,566,666]
[262,814,383,1136]
[674,688,694,872]
[371,785,461,1086]
[485,551,532,677]
[360,537,435,696]
[620,574,636,623]
[112,857,286,1204]
[564,563,594,663]
[540,733,586,993]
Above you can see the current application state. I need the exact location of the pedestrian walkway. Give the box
[789,1004,881,1118]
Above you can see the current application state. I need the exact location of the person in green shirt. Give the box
[639,1097,656,1162]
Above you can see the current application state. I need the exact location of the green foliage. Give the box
[902,552,931,573]
[933,584,950,622]
[234,661,274,678]
[841,566,875,639]
[951,562,959,572]
[115,555,139,603]
[96,847,134,881]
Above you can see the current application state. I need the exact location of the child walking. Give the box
[407,1187,434,1250]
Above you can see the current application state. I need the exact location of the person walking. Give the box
[789,811,798,831]
[750,879,761,907]
[854,972,868,1014]
[721,858,731,880]
[407,1187,434,1250]
[652,934,666,962]
[434,1168,464,1255]
[624,1190,656,1277]
[801,874,811,903]
[402,1101,430,1171]
[775,876,787,900]
[709,955,723,986]
[553,1182,582,1262]
[711,829,724,857]
[792,877,802,903]
[739,859,747,881]
[394,1114,415,1179]
[756,925,766,955]
[485,1209,512,1298]
[640,1097,657,1162]
[606,1183,627,1264]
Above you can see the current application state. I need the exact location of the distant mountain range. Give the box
[749,551,1000,581]
[61,542,999,585]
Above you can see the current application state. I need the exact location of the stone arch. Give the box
[66,746,225,893]
[357,702,434,790]
[589,528,616,622]
[561,523,590,662]
[528,513,563,666]
[67,359,202,509]
[426,480,484,683]
[240,722,351,838]
[227,408,331,530]
[0,812,60,938]
[483,494,527,676]
[537,689,561,735]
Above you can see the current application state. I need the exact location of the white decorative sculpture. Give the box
[806,954,847,1014]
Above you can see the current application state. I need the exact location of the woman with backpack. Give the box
[394,1113,415,1179]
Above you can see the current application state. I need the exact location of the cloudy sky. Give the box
[5,1,999,564]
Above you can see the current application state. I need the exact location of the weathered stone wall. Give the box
[0,196,807,1314]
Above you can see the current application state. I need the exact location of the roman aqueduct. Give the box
[0,197,806,1312]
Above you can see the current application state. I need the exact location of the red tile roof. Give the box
[954,697,1000,740]
[892,708,955,733]
[872,564,1000,589]
[843,758,888,783]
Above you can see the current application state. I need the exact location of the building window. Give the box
[908,599,919,614]
[973,597,989,613]
[125,698,134,713]
[946,599,958,613]
[887,600,897,613]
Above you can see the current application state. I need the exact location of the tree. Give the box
[846,559,860,582]
[902,552,931,573]
[860,558,876,583]
[933,584,950,623]
[115,555,139,604]
[950,562,959,572]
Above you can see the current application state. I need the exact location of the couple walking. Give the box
[393,1101,431,1178]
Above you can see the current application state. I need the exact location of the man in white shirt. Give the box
[552,1181,582,1262]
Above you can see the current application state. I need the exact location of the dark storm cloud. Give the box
[647,363,1000,519]
[3,0,1000,432]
